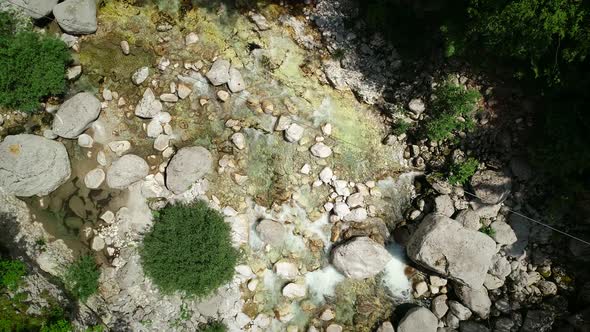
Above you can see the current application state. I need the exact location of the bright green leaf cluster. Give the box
[423,82,481,141]
[0,259,26,291]
[64,256,100,302]
[0,12,70,113]
[140,201,238,297]
[448,157,479,185]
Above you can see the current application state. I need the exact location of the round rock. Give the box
[165,146,213,194]
[331,236,392,279]
[106,154,149,189]
[84,168,105,189]
[53,0,97,35]
[52,92,101,138]
[0,134,71,197]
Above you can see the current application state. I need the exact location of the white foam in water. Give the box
[305,265,346,303]
[381,242,412,301]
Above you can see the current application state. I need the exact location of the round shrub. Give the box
[64,255,100,302]
[0,12,70,113]
[140,201,238,296]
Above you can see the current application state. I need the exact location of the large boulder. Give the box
[0,135,71,197]
[397,307,438,332]
[470,170,512,204]
[52,92,101,138]
[165,146,213,194]
[53,0,97,35]
[406,213,497,289]
[106,155,149,189]
[12,0,58,19]
[455,284,492,318]
[331,237,392,279]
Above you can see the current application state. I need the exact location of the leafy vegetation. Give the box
[448,158,479,185]
[64,255,100,302]
[0,259,26,291]
[198,321,227,332]
[0,258,73,332]
[423,82,481,141]
[0,11,70,113]
[140,201,238,297]
[479,225,496,238]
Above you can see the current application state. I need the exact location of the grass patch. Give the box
[64,255,100,302]
[198,321,227,332]
[140,201,238,297]
[448,158,479,185]
[423,82,481,141]
[479,225,496,238]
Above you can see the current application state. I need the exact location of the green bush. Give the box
[0,12,70,113]
[198,321,227,332]
[479,225,496,238]
[1,258,73,332]
[448,158,479,185]
[463,0,590,85]
[140,201,238,297]
[64,256,100,302]
[0,259,26,291]
[423,82,481,141]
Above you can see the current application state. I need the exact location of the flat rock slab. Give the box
[106,155,149,190]
[52,92,101,138]
[0,134,71,197]
[165,146,212,194]
[53,0,97,35]
[406,213,497,289]
[331,236,392,279]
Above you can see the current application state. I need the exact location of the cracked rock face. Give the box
[406,213,497,289]
[0,134,71,197]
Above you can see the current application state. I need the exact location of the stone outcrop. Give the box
[397,307,438,332]
[106,154,149,189]
[407,213,497,288]
[165,146,213,194]
[53,0,97,35]
[331,236,392,279]
[470,170,512,204]
[52,92,101,138]
[0,134,71,197]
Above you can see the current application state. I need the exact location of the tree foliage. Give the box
[448,158,479,185]
[140,201,238,297]
[64,255,100,302]
[0,11,70,113]
[462,0,590,84]
[423,82,481,141]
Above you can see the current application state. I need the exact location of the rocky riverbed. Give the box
[1,0,589,332]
